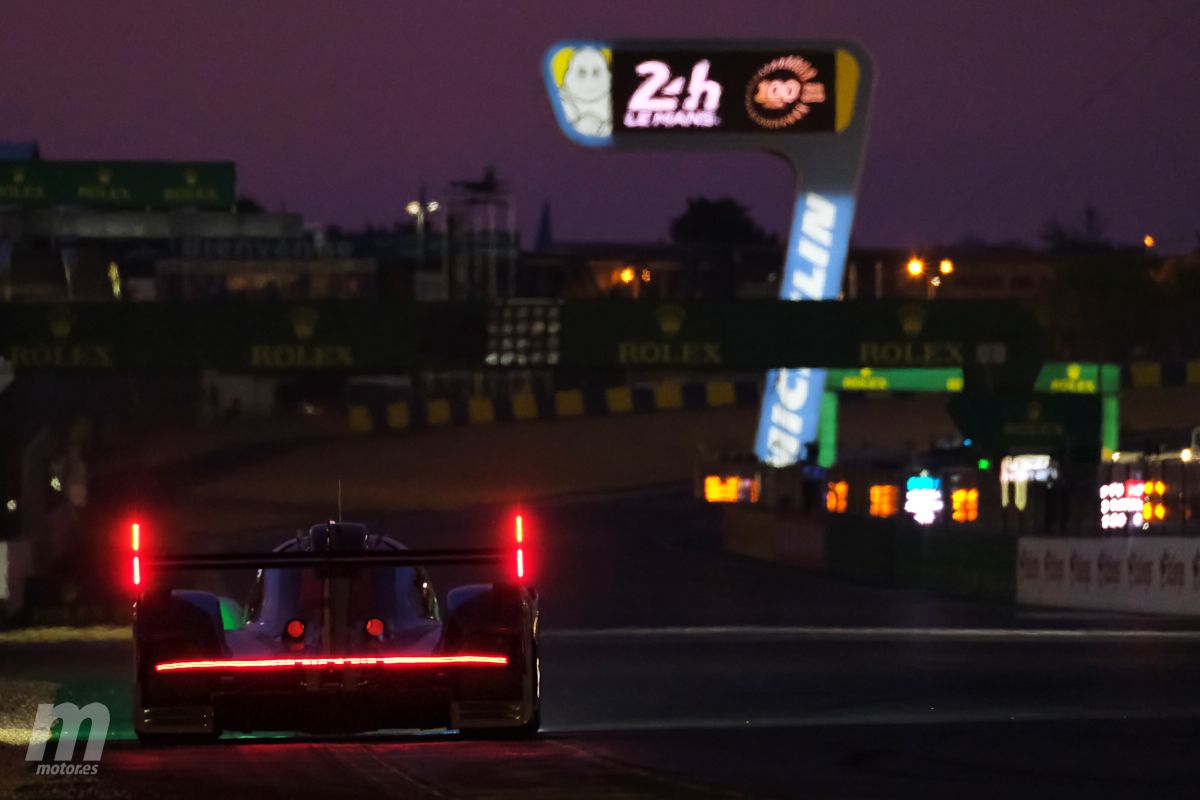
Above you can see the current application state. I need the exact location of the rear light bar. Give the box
[155,654,509,673]
[514,513,525,582]
[131,521,142,588]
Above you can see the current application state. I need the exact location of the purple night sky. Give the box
[1,0,1197,251]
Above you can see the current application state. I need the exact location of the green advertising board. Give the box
[0,302,485,373]
[825,363,1121,395]
[0,160,235,209]
[816,363,1120,466]
[0,299,1044,377]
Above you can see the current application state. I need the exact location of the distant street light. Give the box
[619,266,636,284]
[938,258,955,275]
[905,257,925,278]
[406,199,442,270]
[1144,234,1156,248]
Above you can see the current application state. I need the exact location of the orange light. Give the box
[131,522,140,552]
[516,547,525,580]
[938,258,954,275]
[1155,481,1166,496]
[365,618,384,637]
[155,654,509,673]
[619,266,636,284]
[285,619,306,640]
[826,481,848,513]
[869,485,898,518]
[640,268,651,283]
[132,555,141,587]
[1155,503,1166,521]
[951,488,979,522]
[906,257,925,278]
[1144,234,1156,248]
[703,474,760,503]
[704,475,738,503]
[515,514,523,544]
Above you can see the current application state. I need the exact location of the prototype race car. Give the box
[129,515,539,741]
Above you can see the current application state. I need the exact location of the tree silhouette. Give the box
[669,197,775,246]
[1037,203,1112,253]
[235,195,265,214]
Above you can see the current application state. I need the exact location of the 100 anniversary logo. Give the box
[745,55,827,130]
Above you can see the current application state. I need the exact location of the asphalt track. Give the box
[6,487,1200,798]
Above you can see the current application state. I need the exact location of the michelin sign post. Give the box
[544,40,875,467]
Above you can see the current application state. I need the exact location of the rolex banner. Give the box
[0,161,235,209]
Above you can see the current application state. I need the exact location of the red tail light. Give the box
[131,521,142,588]
[156,654,508,673]
[514,513,526,581]
[285,619,306,640]
[365,618,384,638]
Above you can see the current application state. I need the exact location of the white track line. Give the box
[542,704,1200,734]
[544,625,1200,643]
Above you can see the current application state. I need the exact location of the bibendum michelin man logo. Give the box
[546,44,613,143]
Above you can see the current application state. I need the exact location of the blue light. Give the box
[906,474,941,492]
[963,438,973,447]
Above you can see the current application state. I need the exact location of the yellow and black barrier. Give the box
[347,379,759,434]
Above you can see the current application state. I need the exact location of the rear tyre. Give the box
[508,707,541,739]
[499,641,541,739]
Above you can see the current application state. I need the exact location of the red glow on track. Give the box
[132,555,141,587]
[515,514,523,543]
[154,654,509,673]
[516,547,525,580]
[131,522,140,552]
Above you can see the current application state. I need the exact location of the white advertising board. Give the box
[1017,536,1200,616]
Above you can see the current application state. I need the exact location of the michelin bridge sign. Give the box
[543,38,875,466]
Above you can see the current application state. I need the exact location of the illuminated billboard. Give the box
[613,50,837,134]
[1100,480,1168,530]
[544,39,875,468]
[545,42,858,146]
[704,474,761,504]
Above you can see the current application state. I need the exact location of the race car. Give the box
[129,515,539,742]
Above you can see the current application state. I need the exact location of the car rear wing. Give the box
[127,515,529,592]
[144,548,510,570]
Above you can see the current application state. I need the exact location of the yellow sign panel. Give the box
[704,474,761,503]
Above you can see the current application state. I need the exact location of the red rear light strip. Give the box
[131,522,142,588]
[155,654,509,673]
[514,513,525,581]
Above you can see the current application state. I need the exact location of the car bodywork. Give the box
[131,520,539,740]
